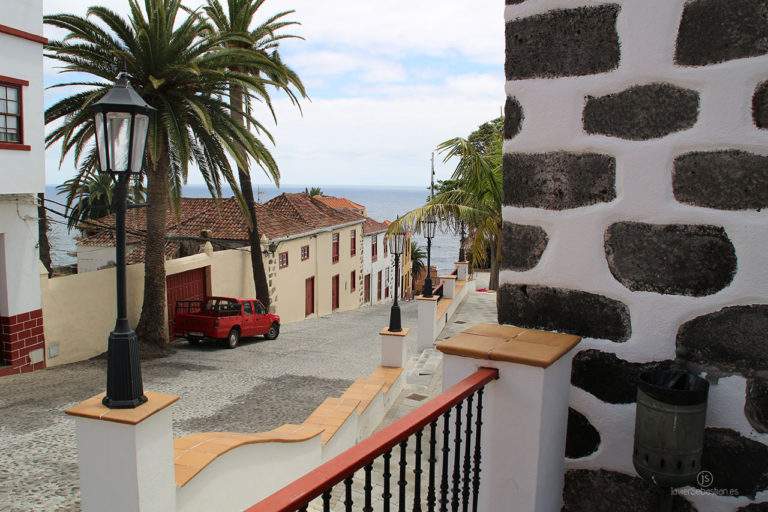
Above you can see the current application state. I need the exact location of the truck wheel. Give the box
[188,336,200,345]
[225,328,240,349]
[264,323,280,340]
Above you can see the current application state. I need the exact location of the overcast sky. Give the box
[43,0,504,188]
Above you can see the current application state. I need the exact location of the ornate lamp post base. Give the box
[103,329,147,408]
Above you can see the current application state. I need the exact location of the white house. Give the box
[0,0,47,376]
[362,217,394,305]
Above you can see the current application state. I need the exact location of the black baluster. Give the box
[398,439,408,512]
[472,388,485,512]
[323,490,332,512]
[452,401,463,512]
[440,410,451,512]
[462,394,474,512]
[383,449,393,512]
[427,420,438,512]
[344,476,354,512]
[298,506,308,512]
[414,429,424,512]
[363,463,374,512]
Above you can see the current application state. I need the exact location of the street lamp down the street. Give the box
[422,214,437,298]
[91,71,155,408]
[387,223,406,332]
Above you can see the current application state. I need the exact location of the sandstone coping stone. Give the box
[583,83,699,140]
[505,4,620,80]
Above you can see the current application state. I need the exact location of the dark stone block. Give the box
[673,150,768,211]
[505,5,620,80]
[505,0,527,4]
[738,504,768,512]
[571,349,671,404]
[566,408,600,458]
[701,428,768,498]
[497,284,630,342]
[503,152,616,210]
[676,305,768,376]
[746,379,768,434]
[676,0,768,66]
[562,469,696,512]
[604,222,736,296]
[501,223,547,271]
[753,81,768,129]
[504,96,523,139]
[583,83,699,140]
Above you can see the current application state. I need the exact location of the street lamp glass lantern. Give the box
[423,214,437,239]
[91,73,155,174]
[388,227,406,255]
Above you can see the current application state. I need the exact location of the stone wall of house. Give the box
[501,1,768,510]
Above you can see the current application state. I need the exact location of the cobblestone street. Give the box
[0,276,494,511]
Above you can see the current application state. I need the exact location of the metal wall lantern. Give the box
[263,241,278,255]
[91,71,154,409]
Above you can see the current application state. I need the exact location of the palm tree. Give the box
[410,240,426,291]
[202,0,306,309]
[389,131,502,290]
[304,186,323,197]
[45,0,288,346]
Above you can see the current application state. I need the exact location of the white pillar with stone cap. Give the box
[455,261,469,281]
[416,295,439,351]
[66,392,179,512]
[437,323,581,512]
[379,327,410,367]
[439,275,457,298]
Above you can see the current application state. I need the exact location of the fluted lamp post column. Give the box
[387,224,406,332]
[91,71,155,408]
[422,214,437,298]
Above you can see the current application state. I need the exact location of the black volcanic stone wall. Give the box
[565,408,600,458]
[676,305,768,376]
[504,97,523,139]
[604,222,736,296]
[571,349,671,404]
[562,470,696,512]
[675,0,768,66]
[505,5,620,80]
[583,83,699,140]
[503,152,616,210]
[738,504,768,512]
[746,379,768,434]
[701,428,768,498]
[501,222,547,271]
[498,284,630,342]
[673,150,768,210]
[753,81,768,129]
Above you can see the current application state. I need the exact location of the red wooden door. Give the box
[377,270,382,301]
[332,274,340,310]
[305,277,315,316]
[364,274,371,302]
[166,267,208,338]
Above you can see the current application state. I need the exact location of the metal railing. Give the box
[432,282,444,299]
[245,367,499,512]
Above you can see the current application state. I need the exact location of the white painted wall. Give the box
[503,1,768,510]
[363,231,393,304]
[0,197,42,316]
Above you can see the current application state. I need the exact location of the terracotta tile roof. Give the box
[314,196,366,214]
[362,217,390,236]
[77,193,365,263]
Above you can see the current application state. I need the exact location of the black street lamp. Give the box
[91,72,155,409]
[422,214,437,298]
[387,223,406,332]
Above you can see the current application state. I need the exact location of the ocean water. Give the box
[44,184,461,274]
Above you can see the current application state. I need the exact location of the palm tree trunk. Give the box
[489,238,499,291]
[230,83,271,308]
[37,193,52,276]
[136,144,169,347]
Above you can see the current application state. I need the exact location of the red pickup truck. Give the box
[174,296,280,349]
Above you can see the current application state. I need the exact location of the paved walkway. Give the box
[0,275,495,511]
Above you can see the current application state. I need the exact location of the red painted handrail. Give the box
[245,367,499,512]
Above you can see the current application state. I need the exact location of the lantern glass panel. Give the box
[424,216,437,238]
[106,112,132,172]
[389,231,405,255]
[93,112,108,172]
[130,113,149,173]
